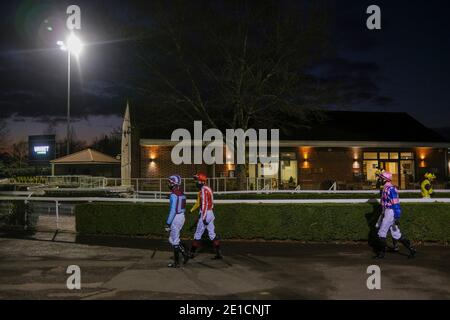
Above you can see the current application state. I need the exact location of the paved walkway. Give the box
[0,233,449,299]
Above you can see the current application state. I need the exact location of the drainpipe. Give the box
[446,148,449,180]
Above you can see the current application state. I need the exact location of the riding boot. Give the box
[399,237,416,258]
[212,238,223,260]
[179,242,190,265]
[189,240,201,259]
[168,246,180,268]
[374,237,387,259]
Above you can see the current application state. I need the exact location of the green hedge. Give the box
[215,192,450,199]
[75,202,450,242]
[0,201,37,229]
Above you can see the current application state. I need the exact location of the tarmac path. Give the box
[0,233,449,299]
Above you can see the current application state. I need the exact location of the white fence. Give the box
[104,177,281,193]
[3,175,450,199]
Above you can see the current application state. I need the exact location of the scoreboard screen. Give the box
[28,135,56,163]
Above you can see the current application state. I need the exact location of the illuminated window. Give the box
[401,152,414,160]
[363,152,377,159]
[363,160,379,181]
[389,152,399,159]
[281,152,296,160]
[379,152,389,159]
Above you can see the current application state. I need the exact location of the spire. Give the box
[121,100,132,185]
[123,100,130,133]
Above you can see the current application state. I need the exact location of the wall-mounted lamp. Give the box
[352,161,360,170]
[302,158,310,169]
[148,146,159,161]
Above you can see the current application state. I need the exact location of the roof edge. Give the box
[140,139,450,148]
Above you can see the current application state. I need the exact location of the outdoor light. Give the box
[302,161,310,169]
[67,33,83,57]
[57,33,83,57]
[148,146,159,160]
[56,40,66,50]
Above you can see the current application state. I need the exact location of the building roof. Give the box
[279,111,447,142]
[51,148,120,165]
[139,111,448,145]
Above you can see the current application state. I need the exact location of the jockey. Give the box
[189,172,222,260]
[165,175,189,267]
[375,171,416,259]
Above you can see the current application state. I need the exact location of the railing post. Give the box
[159,179,162,199]
[136,179,139,199]
[55,200,59,230]
[23,200,28,230]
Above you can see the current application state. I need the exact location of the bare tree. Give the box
[0,120,9,149]
[133,0,332,187]
[56,127,87,157]
[90,127,121,157]
[12,140,28,169]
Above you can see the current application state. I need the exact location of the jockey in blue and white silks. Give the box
[375,171,416,259]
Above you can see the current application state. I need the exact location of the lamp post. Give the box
[57,33,83,155]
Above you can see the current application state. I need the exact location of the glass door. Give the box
[380,161,399,186]
[400,160,414,189]
[281,160,298,189]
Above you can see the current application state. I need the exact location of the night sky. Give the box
[1,0,450,147]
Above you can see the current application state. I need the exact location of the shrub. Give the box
[0,201,37,229]
[75,202,450,242]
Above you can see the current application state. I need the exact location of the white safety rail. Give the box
[2,195,450,204]
[3,175,450,194]
[135,188,450,199]
[105,177,274,193]
[2,188,450,200]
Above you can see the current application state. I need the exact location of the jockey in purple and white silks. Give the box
[165,175,189,268]
[375,171,416,259]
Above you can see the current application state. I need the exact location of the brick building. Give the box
[127,110,450,190]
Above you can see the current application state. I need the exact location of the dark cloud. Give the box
[310,57,392,108]
[1,0,450,138]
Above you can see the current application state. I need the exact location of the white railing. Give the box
[2,195,450,204]
[2,175,449,198]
